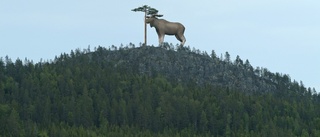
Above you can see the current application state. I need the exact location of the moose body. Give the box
[146,16,186,46]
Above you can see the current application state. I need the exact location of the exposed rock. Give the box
[88,45,280,93]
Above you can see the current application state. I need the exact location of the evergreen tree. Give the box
[132,5,162,46]
[224,51,231,63]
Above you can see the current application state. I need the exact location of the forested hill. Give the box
[1,44,320,136]
[86,44,312,94]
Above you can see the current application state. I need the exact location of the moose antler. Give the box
[146,14,163,18]
[153,14,163,17]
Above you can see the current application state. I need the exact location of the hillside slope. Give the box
[0,44,319,136]
[86,45,309,94]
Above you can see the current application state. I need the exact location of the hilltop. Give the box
[83,44,312,94]
[0,43,319,136]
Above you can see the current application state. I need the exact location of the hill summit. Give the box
[82,44,311,94]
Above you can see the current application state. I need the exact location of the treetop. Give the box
[132,5,163,17]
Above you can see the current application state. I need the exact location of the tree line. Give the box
[0,44,319,136]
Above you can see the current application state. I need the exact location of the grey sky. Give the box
[1,0,319,91]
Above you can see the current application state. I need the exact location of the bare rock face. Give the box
[89,45,279,93]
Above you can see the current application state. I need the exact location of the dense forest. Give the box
[0,43,319,136]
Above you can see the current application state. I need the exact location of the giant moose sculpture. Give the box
[145,15,186,46]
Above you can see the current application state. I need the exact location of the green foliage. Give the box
[0,45,319,136]
[132,5,161,16]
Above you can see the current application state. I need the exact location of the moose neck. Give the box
[151,18,160,28]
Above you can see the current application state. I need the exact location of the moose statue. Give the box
[145,15,186,46]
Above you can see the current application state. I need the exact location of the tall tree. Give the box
[132,5,161,46]
[224,52,231,63]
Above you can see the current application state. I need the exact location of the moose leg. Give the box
[158,35,164,45]
[176,34,186,46]
[175,34,182,42]
[181,35,186,46]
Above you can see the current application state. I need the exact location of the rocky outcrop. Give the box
[87,45,280,93]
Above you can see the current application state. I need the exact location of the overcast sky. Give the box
[1,0,319,92]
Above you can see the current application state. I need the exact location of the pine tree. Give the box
[6,108,22,136]
[132,5,161,46]
[224,52,231,63]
